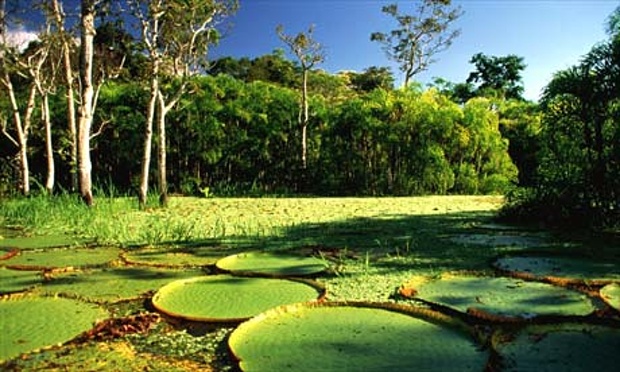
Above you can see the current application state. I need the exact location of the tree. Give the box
[349,66,395,93]
[607,4,620,39]
[132,0,238,207]
[276,24,325,174]
[371,0,462,87]
[247,50,297,88]
[523,27,620,228]
[466,53,526,100]
[75,0,99,205]
[0,1,53,196]
[50,0,78,192]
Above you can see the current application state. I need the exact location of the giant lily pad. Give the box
[0,235,93,250]
[229,302,488,372]
[215,252,328,277]
[152,275,324,322]
[493,255,620,284]
[600,283,620,312]
[448,233,548,248]
[2,247,121,270]
[406,274,596,319]
[496,323,620,371]
[122,245,236,268]
[39,267,203,303]
[0,268,42,294]
[0,296,107,362]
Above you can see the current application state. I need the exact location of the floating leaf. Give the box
[0,268,41,294]
[600,283,620,311]
[496,323,620,371]
[229,301,488,372]
[494,255,620,284]
[0,296,107,362]
[152,275,324,322]
[3,247,121,270]
[410,274,596,318]
[122,245,236,268]
[215,252,328,277]
[39,267,203,303]
[448,233,548,247]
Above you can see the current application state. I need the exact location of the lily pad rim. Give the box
[491,253,620,286]
[1,246,122,271]
[152,275,327,323]
[228,300,480,366]
[215,251,329,277]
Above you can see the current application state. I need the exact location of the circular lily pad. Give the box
[409,274,596,319]
[39,267,204,303]
[229,302,488,372]
[152,275,324,322]
[215,252,328,277]
[448,233,548,247]
[2,247,121,270]
[122,246,231,267]
[497,323,620,371]
[493,255,620,284]
[0,235,93,250]
[600,283,620,311]
[0,268,42,294]
[0,296,107,362]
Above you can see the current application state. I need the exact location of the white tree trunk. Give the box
[51,0,78,192]
[2,75,36,196]
[42,94,54,193]
[157,93,168,207]
[139,75,158,208]
[77,0,96,205]
[301,68,309,171]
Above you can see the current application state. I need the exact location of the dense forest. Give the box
[1,0,618,230]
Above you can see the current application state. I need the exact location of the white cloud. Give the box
[4,26,39,51]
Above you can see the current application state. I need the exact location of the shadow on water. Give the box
[248,210,583,273]
[148,209,619,276]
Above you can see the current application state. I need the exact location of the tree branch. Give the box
[0,116,19,147]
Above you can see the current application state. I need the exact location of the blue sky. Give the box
[7,0,617,101]
[212,0,619,101]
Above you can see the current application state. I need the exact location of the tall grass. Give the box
[0,194,506,253]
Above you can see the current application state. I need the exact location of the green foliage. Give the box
[466,53,526,100]
[507,34,620,229]
[2,48,525,197]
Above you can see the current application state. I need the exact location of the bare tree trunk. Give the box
[77,0,96,206]
[157,93,168,207]
[138,73,159,209]
[51,0,78,192]
[42,94,54,193]
[300,68,309,171]
[155,84,185,207]
[2,75,37,196]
